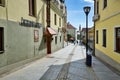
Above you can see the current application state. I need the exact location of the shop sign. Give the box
[19,17,42,28]
[34,30,39,42]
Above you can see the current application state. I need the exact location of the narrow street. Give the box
[0,43,120,80]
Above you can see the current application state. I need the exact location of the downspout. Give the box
[93,0,95,56]
[5,0,8,64]
[46,0,51,28]
[6,0,8,21]
[46,0,51,54]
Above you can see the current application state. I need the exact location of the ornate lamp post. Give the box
[83,6,92,67]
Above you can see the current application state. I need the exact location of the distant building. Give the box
[81,28,91,43]
[81,28,87,41]
[67,22,76,41]
[93,0,120,71]
[88,27,94,41]
[88,27,94,49]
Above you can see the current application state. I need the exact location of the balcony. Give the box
[93,14,100,21]
[51,0,65,9]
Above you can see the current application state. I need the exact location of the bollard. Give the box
[86,54,92,67]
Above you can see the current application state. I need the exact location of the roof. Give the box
[47,27,57,35]
[67,23,76,29]
[44,27,58,36]
[88,27,94,33]
[82,28,91,32]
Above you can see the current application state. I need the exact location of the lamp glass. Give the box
[84,6,91,14]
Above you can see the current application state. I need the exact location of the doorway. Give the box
[116,27,120,52]
[47,35,51,54]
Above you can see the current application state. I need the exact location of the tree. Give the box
[67,34,72,41]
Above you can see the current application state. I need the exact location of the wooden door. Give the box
[116,27,120,52]
[47,36,51,54]
[0,28,3,51]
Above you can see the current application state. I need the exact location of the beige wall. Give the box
[0,0,66,74]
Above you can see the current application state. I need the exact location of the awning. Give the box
[70,37,74,40]
[47,27,57,35]
[44,27,57,36]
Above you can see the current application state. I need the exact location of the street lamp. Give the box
[83,6,92,67]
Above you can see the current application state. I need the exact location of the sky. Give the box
[65,0,94,30]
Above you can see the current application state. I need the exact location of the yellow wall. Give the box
[50,4,63,30]
[99,0,120,21]
[0,4,6,19]
[88,28,94,40]
[2,0,63,30]
[95,0,120,63]
[7,0,33,21]
[7,0,45,23]
[0,0,66,72]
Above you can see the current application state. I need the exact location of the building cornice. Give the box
[101,11,120,22]
[51,1,64,17]
[42,0,64,17]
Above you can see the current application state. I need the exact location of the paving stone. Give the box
[0,44,120,80]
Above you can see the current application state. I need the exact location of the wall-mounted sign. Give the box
[34,30,39,42]
[19,17,42,28]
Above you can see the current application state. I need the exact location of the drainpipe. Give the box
[93,0,95,56]
[46,0,51,28]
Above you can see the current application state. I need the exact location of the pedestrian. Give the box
[77,40,78,44]
[74,40,75,45]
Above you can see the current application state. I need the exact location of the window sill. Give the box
[102,45,106,48]
[29,14,36,18]
[114,50,120,54]
[0,4,5,7]
[0,50,4,54]
[103,7,107,10]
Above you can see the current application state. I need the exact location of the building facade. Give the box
[0,0,66,74]
[88,27,94,49]
[81,28,91,44]
[88,27,94,41]
[67,22,76,41]
[93,0,120,71]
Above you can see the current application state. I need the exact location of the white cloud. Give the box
[84,0,94,3]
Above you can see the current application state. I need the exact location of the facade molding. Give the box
[101,11,120,22]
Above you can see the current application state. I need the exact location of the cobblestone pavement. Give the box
[0,43,120,80]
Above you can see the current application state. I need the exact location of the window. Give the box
[59,18,61,27]
[95,1,99,14]
[96,30,98,44]
[0,0,5,7]
[54,14,57,25]
[29,0,36,17]
[115,27,120,53]
[60,36,61,42]
[103,29,106,47]
[0,0,1,3]
[0,27,4,52]
[96,1,99,14]
[55,36,57,44]
[103,0,107,9]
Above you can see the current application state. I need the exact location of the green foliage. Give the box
[77,34,80,40]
